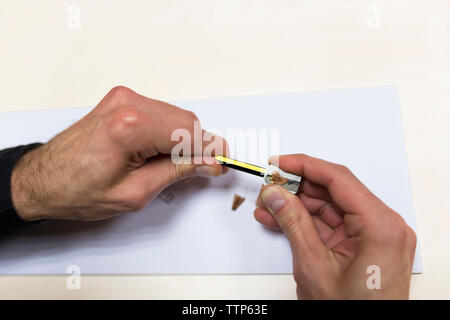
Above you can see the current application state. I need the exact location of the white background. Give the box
[0,0,449,299]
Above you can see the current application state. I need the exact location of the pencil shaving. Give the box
[232,194,245,210]
[270,172,289,185]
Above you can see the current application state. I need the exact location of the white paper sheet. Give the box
[0,86,422,273]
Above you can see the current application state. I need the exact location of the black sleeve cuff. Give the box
[0,143,43,233]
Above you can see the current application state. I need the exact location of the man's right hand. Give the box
[255,154,417,299]
[11,86,228,222]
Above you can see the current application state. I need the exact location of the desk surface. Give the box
[0,0,449,299]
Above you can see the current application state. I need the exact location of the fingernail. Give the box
[195,165,219,177]
[261,186,285,214]
[268,155,280,167]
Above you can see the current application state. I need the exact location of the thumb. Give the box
[138,156,226,190]
[173,162,225,181]
[260,185,327,258]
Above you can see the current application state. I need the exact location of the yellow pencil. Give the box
[215,155,266,177]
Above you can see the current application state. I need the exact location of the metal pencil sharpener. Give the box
[263,165,302,194]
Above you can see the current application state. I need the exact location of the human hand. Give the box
[255,154,416,299]
[11,86,228,221]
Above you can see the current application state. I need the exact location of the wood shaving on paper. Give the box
[232,194,245,211]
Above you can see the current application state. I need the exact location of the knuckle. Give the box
[108,107,143,139]
[274,200,301,230]
[290,153,309,163]
[171,163,196,181]
[336,164,350,174]
[166,161,184,182]
[396,222,408,240]
[406,225,417,248]
[172,163,185,181]
[386,213,411,243]
[295,153,308,159]
[184,110,199,122]
[281,214,302,234]
[107,85,133,102]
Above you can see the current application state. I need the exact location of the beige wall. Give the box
[0,0,449,299]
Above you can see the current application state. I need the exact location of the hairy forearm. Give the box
[11,145,51,222]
